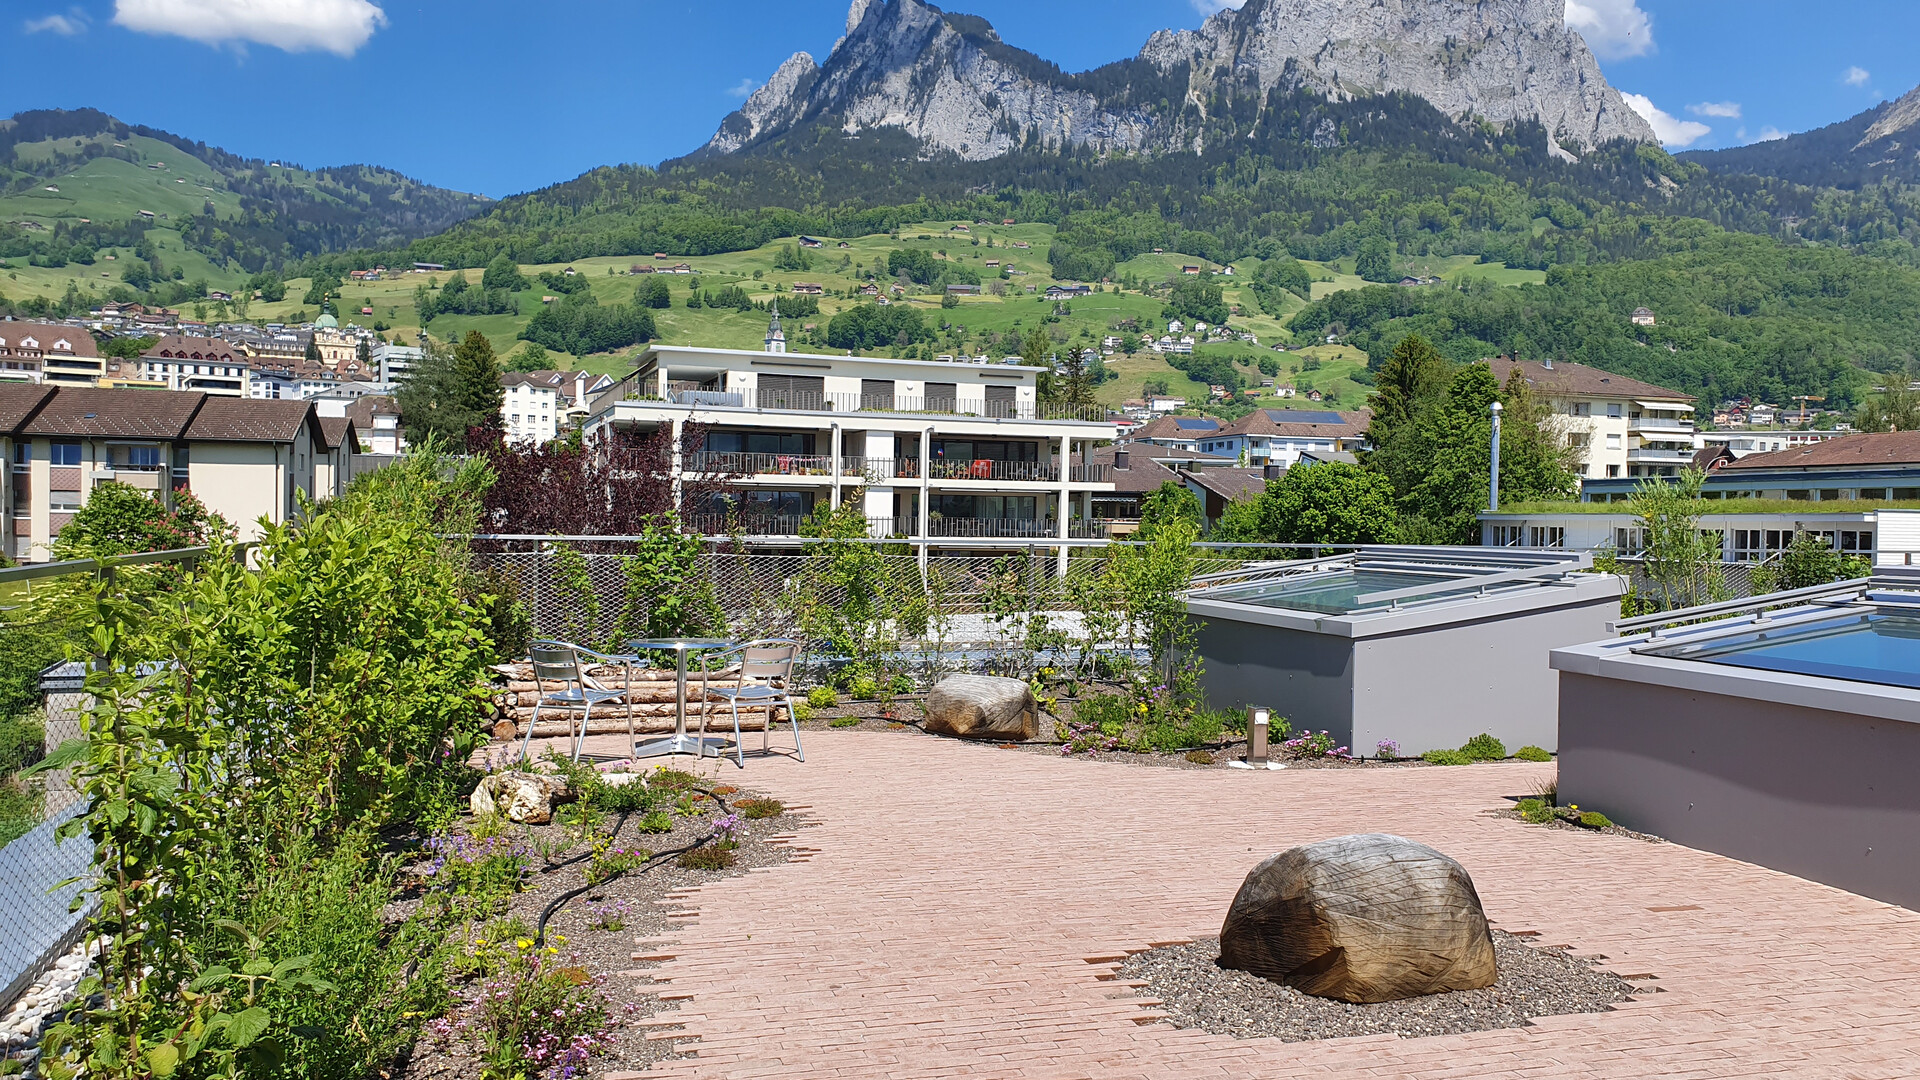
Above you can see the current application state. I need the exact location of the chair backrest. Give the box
[530,641,583,686]
[737,639,800,684]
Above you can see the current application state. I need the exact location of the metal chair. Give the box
[698,639,804,767]
[520,640,632,763]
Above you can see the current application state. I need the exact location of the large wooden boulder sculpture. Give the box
[1218,833,1497,1003]
[924,675,1039,740]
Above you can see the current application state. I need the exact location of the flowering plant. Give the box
[428,936,629,1079]
[1059,720,1120,756]
[1281,730,1352,761]
[1375,739,1400,761]
[582,898,633,932]
[425,831,534,902]
[585,843,653,886]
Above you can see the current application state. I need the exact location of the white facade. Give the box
[374,343,423,384]
[504,378,563,445]
[1481,508,1906,565]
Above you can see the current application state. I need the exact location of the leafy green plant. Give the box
[1460,733,1508,761]
[1515,745,1553,762]
[791,701,815,722]
[734,797,784,820]
[806,685,839,709]
[428,936,617,1080]
[1516,798,1556,824]
[1183,749,1214,765]
[1578,810,1613,829]
[635,810,674,834]
[829,716,862,729]
[847,674,879,700]
[589,778,656,813]
[677,846,737,870]
[648,768,701,793]
[1422,749,1472,766]
[585,843,652,886]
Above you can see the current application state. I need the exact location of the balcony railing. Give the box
[1628,447,1696,463]
[687,454,1113,485]
[633,387,1108,423]
[685,452,838,477]
[683,514,1109,540]
[1630,417,1696,433]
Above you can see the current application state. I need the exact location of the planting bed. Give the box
[1115,931,1644,1043]
[1487,804,1667,844]
[392,779,803,1079]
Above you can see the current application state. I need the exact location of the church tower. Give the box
[764,299,787,354]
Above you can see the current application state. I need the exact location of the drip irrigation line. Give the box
[533,786,733,948]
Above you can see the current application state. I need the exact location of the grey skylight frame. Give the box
[1185,546,1598,628]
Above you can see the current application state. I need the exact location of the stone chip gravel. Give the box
[1117,930,1642,1042]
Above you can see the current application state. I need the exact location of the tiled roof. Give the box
[143,334,241,361]
[183,397,316,443]
[0,384,55,432]
[317,416,356,452]
[1482,358,1693,402]
[1222,407,1370,439]
[1088,443,1184,494]
[1183,468,1274,503]
[24,386,206,438]
[1127,415,1222,442]
[1721,432,1920,471]
[345,395,399,431]
[0,321,99,358]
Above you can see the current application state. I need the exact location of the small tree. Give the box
[1630,468,1727,611]
[1137,480,1202,538]
[51,483,222,560]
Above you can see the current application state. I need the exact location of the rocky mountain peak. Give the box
[1860,84,1920,147]
[702,0,1654,160]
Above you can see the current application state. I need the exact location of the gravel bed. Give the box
[395,787,803,1079]
[1,937,98,1071]
[1486,806,1667,844]
[1118,931,1643,1042]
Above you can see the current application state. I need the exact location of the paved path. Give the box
[559,731,1920,1079]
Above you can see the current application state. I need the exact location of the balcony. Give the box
[642,387,1108,423]
[685,452,839,477]
[1630,416,1696,434]
[1627,446,1697,464]
[683,514,1108,540]
[890,459,1112,484]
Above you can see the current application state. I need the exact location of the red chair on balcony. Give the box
[969,459,994,480]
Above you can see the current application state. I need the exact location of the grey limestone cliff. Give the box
[704,0,1653,159]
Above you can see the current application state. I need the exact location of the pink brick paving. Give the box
[555,731,1920,1079]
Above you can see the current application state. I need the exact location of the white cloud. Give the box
[1565,0,1654,60]
[113,0,387,56]
[1687,101,1741,119]
[1845,65,1872,87]
[1190,0,1245,14]
[725,78,757,99]
[1621,92,1711,147]
[1757,126,1788,142]
[24,10,85,34]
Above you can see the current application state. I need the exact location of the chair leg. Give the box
[787,693,804,762]
[573,702,588,763]
[521,701,542,763]
[731,699,745,768]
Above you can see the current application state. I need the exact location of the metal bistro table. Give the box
[626,637,736,760]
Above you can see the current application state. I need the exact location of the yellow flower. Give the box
[516,938,534,950]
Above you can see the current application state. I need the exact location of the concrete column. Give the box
[830,423,843,510]
[1057,434,1072,577]
[29,441,48,562]
[919,426,933,572]
[670,418,685,514]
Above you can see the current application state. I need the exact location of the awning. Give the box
[1636,400,1694,412]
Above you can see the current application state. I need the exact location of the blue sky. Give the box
[3,0,1916,198]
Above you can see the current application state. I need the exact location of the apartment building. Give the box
[139,335,250,396]
[586,335,1117,543]
[1482,505,1906,565]
[502,370,617,446]
[1578,430,1920,504]
[1484,358,1695,483]
[374,342,423,384]
[0,321,101,385]
[1124,414,1224,454]
[0,385,346,560]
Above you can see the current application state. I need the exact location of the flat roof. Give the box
[637,344,1034,379]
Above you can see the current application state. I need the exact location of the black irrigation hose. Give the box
[532,786,733,948]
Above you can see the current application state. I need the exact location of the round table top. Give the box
[624,637,736,651]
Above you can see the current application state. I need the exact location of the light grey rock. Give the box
[702,0,1652,162]
[1218,833,1497,1004]
[924,675,1038,740]
[470,772,572,825]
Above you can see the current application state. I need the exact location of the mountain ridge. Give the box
[1681,86,1920,190]
[704,0,1655,162]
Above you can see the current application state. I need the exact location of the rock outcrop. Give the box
[704,0,1653,160]
[1218,833,1498,1003]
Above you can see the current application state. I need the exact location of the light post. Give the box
[1489,400,1503,513]
[1229,706,1283,770]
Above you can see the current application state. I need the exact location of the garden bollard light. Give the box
[1229,706,1283,770]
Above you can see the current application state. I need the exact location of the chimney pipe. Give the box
[1114,448,1130,471]
[1263,463,1283,481]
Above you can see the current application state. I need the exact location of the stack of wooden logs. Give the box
[490,662,784,740]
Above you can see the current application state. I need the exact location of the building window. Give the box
[1607,403,1623,418]
[50,442,81,466]
[1614,528,1647,554]
[50,489,81,511]
[1570,403,1590,417]
[1528,526,1566,549]
[1488,525,1524,547]
[11,445,28,465]
[1605,433,1621,449]
[1606,464,1621,478]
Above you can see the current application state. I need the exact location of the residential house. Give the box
[1631,307,1657,327]
[946,284,981,296]
[1126,414,1223,453]
[1,386,327,559]
[1086,443,1233,535]
[1483,357,1694,484]
[140,335,250,396]
[1187,407,1371,467]
[798,236,824,248]
[0,321,97,384]
[1044,284,1092,299]
[1180,465,1279,531]
[343,396,404,455]
[790,282,825,295]
[315,417,358,499]
[1181,265,1202,275]
[1577,431,1920,511]
[501,371,568,445]
[586,334,1115,545]
[373,342,423,384]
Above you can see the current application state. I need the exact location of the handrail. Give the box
[1608,576,1875,635]
[0,546,208,585]
[1353,553,1595,607]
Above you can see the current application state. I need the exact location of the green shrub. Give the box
[1515,745,1553,762]
[829,716,863,729]
[734,797,784,819]
[848,675,879,700]
[790,700,815,722]
[1422,749,1472,766]
[1460,733,1507,761]
[590,778,655,813]
[1516,798,1555,824]
[1578,810,1613,829]
[648,767,701,792]
[1071,692,1132,736]
[806,686,838,709]
[1183,749,1214,765]
[0,775,43,847]
[586,844,652,885]
[0,709,45,774]
[635,810,674,834]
